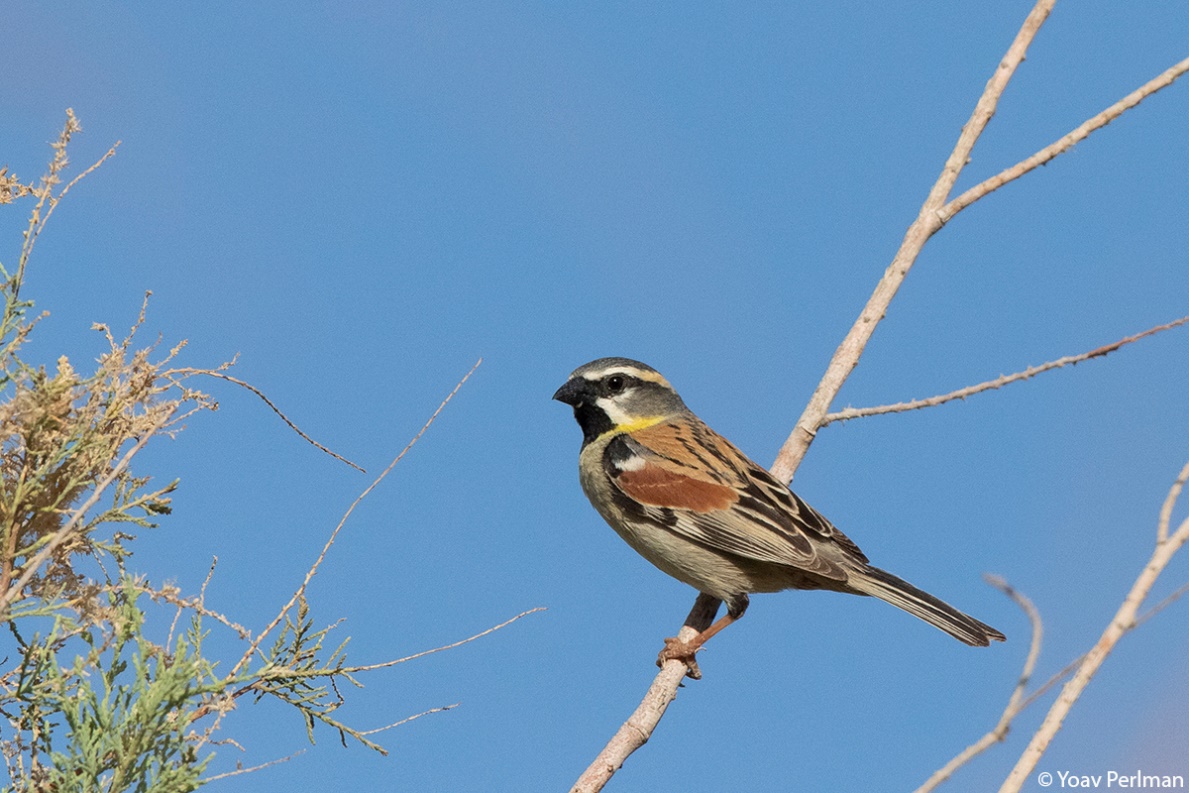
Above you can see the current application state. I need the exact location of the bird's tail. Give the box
[849,566,1005,647]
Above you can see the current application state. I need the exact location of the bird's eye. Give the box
[606,375,626,394]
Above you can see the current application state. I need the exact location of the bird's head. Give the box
[553,357,687,446]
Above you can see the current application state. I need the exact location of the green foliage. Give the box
[250,599,381,753]
[0,113,388,792]
[6,584,219,792]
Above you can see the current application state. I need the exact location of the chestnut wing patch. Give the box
[609,422,852,578]
[616,463,738,512]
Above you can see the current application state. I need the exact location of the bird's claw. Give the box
[657,636,702,680]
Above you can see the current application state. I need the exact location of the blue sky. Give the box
[4,3,1188,791]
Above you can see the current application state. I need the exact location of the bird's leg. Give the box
[658,594,748,679]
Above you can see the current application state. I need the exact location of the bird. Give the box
[553,357,1004,675]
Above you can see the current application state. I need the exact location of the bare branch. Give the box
[571,594,721,793]
[1157,457,1189,545]
[168,368,365,472]
[1006,577,1189,717]
[571,666,688,793]
[769,0,1057,485]
[230,359,481,678]
[919,529,1189,791]
[200,555,219,602]
[823,316,1189,426]
[999,459,1189,793]
[19,119,119,280]
[55,143,120,204]
[941,55,1189,222]
[914,575,1042,793]
[202,750,305,783]
[346,607,545,673]
[358,704,459,737]
[1135,579,1189,629]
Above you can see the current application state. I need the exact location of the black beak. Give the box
[552,378,585,406]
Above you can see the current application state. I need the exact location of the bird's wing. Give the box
[606,420,865,579]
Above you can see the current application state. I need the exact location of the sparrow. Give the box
[553,357,1004,674]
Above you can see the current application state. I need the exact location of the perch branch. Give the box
[574,4,1059,789]
[572,3,1189,790]
[570,594,720,793]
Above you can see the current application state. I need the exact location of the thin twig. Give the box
[823,316,1189,426]
[230,359,481,678]
[20,137,119,276]
[168,556,223,649]
[200,556,219,603]
[124,580,250,640]
[1133,578,1189,629]
[0,406,176,617]
[188,681,262,726]
[168,368,365,472]
[346,607,544,673]
[918,535,1189,791]
[999,459,1189,793]
[358,704,459,736]
[769,0,1057,485]
[914,575,1042,793]
[202,750,305,783]
[1019,577,1189,713]
[941,55,1189,222]
[51,143,120,207]
[6,111,114,338]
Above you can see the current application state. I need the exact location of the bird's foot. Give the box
[657,636,702,680]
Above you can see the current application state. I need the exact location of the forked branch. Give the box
[768,0,1057,485]
[998,460,1189,793]
[941,55,1189,222]
[918,576,1189,792]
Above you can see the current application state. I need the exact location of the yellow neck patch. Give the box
[597,414,667,442]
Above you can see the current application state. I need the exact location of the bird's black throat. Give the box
[571,401,614,447]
